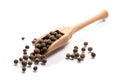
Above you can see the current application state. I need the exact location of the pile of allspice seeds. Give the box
[13,30,64,73]
[65,41,96,62]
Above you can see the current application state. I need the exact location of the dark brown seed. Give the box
[44,34,50,39]
[22,67,26,72]
[80,53,85,58]
[66,53,71,59]
[28,61,32,66]
[40,55,46,60]
[74,53,80,58]
[23,54,29,60]
[38,39,44,43]
[23,49,27,52]
[56,34,62,39]
[50,31,54,35]
[88,47,93,52]
[32,40,36,44]
[25,45,29,49]
[91,52,96,58]
[42,47,47,52]
[23,51,27,54]
[49,35,56,41]
[21,60,27,67]
[29,55,35,60]
[35,58,40,64]
[74,46,78,49]
[34,48,40,53]
[33,66,38,71]
[35,54,41,59]
[84,41,88,46]
[70,54,75,59]
[77,57,82,62]
[21,37,25,40]
[41,43,46,47]
[14,59,18,64]
[73,48,78,53]
[81,47,86,52]
[19,57,23,62]
[35,43,41,48]
[46,39,52,45]
[42,58,47,64]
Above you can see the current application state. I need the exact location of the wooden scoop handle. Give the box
[71,9,108,34]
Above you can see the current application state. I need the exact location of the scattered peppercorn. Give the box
[22,67,26,72]
[84,41,88,46]
[74,52,79,58]
[21,37,25,40]
[73,48,78,53]
[74,46,78,49]
[91,52,96,58]
[25,45,29,49]
[88,47,93,52]
[77,57,82,62]
[70,54,75,59]
[23,54,28,60]
[21,60,27,67]
[28,61,32,66]
[42,58,47,64]
[80,53,85,59]
[23,49,27,52]
[81,47,86,52]
[14,59,18,64]
[19,57,23,62]
[33,66,38,71]
[66,53,71,59]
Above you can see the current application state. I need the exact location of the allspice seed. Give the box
[34,48,40,53]
[73,48,78,53]
[66,53,71,59]
[14,59,18,64]
[74,52,80,58]
[21,37,25,40]
[81,47,86,52]
[19,57,23,62]
[77,57,82,62]
[23,54,29,60]
[25,45,29,49]
[88,47,93,52]
[84,41,88,46]
[80,53,85,59]
[22,67,26,72]
[70,54,75,59]
[91,52,96,58]
[21,60,27,67]
[33,66,38,71]
[74,46,78,49]
[28,61,32,66]
[42,58,47,64]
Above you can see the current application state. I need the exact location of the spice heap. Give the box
[34,30,64,55]
[66,41,96,62]
[13,30,64,72]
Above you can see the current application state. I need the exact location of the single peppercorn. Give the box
[14,59,18,64]
[84,41,88,46]
[23,54,29,60]
[21,37,25,40]
[38,39,44,43]
[40,55,46,60]
[34,48,40,53]
[42,47,47,52]
[22,67,26,72]
[29,55,35,60]
[35,58,40,64]
[41,43,46,47]
[81,47,86,52]
[25,45,29,49]
[80,53,85,59]
[28,61,32,66]
[74,52,80,58]
[33,66,38,71]
[73,48,78,53]
[21,60,27,67]
[35,43,41,48]
[70,54,75,59]
[66,53,71,59]
[74,46,78,49]
[42,58,47,64]
[77,57,82,62]
[88,47,93,52]
[23,49,27,52]
[91,52,96,58]
[19,57,23,62]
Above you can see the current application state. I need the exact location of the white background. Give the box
[0,0,120,80]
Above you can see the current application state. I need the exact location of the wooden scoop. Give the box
[36,9,108,56]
